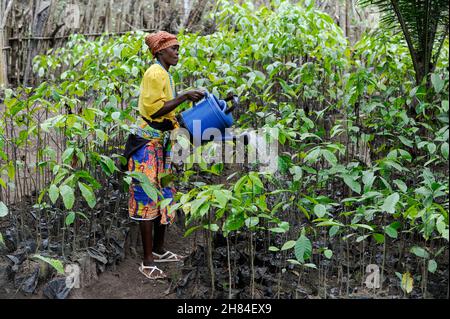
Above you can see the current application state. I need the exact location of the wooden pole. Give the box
[0,0,14,88]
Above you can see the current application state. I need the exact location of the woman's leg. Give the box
[139,219,167,278]
[140,220,154,265]
[153,216,166,255]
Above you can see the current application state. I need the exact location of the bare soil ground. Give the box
[70,222,193,299]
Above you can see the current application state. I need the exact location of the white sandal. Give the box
[152,251,185,263]
[139,263,166,279]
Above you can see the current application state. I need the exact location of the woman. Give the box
[126,31,204,279]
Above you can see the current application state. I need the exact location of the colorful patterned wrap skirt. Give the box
[128,122,176,224]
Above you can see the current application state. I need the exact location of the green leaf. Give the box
[321,149,337,166]
[59,185,75,210]
[0,201,8,217]
[269,227,287,233]
[441,142,449,160]
[431,73,444,93]
[351,224,374,231]
[48,184,59,204]
[381,192,400,214]
[399,136,414,148]
[245,217,259,228]
[294,235,312,263]
[269,246,280,252]
[410,246,429,259]
[184,225,202,237]
[329,225,340,237]
[158,198,173,210]
[100,155,117,176]
[203,224,219,232]
[313,204,327,218]
[281,240,296,250]
[427,143,436,154]
[304,148,321,162]
[32,254,64,275]
[428,259,437,273]
[213,190,228,208]
[129,172,159,202]
[65,211,75,226]
[343,175,361,194]
[111,111,121,120]
[356,234,370,242]
[324,249,333,259]
[78,182,96,208]
[61,147,75,165]
[372,233,385,244]
[384,225,398,239]
[393,179,407,193]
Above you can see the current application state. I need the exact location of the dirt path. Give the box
[69,222,194,299]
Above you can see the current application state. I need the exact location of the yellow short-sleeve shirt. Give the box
[138,63,176,125]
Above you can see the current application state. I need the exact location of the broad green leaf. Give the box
[410,246,429,259]
[393,179,407,193]
[324,249,333,259]
[65,211,75,226]
[48,184,59,204]
[245,216,259,228]
[32,254,64,275]
[269,227,287,233]
[372,233,385,244]
[78,182,96,208]
[427,143,436,154]
[304,148,321,162]
[213,190,228,208]
[441,142,449,160]
[281,240,296,250]
[428,259,437,273]
[159,198,173,210]
[184,225,202,237]
[100,155,117,176]
[431,73,444,93]
[313,204,327,218]
[59,185,75,210]
[295,235,312,263]
[356,234,370,242]
[381,192,400,214]
[203,224,219,232]
[111,111,121,120]
[321,149,337,166]
[385,225,398,239]
[329,225,340,237]
[61,147,75,164]
[343,175,361,194]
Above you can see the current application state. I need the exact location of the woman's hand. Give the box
[183,90,205,103]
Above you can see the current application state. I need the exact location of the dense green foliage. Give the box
[1,0,448,296]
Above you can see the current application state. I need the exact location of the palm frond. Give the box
[359,0,449,84]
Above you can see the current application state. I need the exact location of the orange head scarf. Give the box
[145,31,179,56]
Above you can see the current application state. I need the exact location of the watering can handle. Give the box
[192,91,209,107]
[224,94,238,114]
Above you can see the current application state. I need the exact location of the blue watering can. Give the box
[177,91,239,144]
